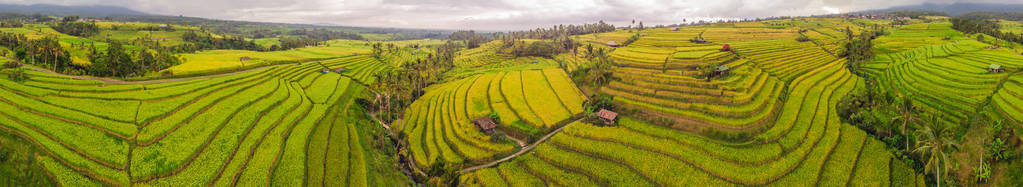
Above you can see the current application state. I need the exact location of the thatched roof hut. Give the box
[473,117,498,134]
[989,64,1004,73]
[606,41,619,47]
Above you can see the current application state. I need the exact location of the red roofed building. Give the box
[596,109,618,125]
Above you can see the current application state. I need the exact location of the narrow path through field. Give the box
[459,117,584,174]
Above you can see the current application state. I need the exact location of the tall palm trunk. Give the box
[936,159,941,187]
[904,119,909,152]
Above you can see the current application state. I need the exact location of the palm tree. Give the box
[891,96,921,152]
[913,114,960,187]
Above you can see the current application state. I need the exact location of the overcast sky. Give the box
[0,0,1017,31]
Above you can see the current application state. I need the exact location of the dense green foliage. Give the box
[951,18,1023,46]
[50,16,99,37]
[179,31,263,51]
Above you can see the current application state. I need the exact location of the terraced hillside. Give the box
[601,24,849,132]
[453,41,515,67]
[398,68,587,167]
[0,56,407,186]
[863,22,1023,125]
[462,61,926,186]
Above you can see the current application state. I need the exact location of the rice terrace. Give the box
[0,1,1021,186]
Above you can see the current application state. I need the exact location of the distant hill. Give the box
[0,4,152,17]
[854,2,1023,16]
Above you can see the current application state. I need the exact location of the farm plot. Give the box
[454,41,515,67]
[731,39,840,81]
[165,39,416,76]
[604,41,786,132]
[463,57,921,186]
[398,68,587,167]
[0,57,406,185]
[991,74,1023,126]
[320,55,394,84]
[871,44,1023,125]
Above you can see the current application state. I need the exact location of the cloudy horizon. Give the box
[0,0,1019,31]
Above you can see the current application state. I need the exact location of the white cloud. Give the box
[0,0,1019,30]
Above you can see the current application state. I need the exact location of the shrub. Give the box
[6,67,27,82]
[489,130,508,143]
[622,33,641,46]
[511,41,557,58]
[488,112,501,124]
[796,35,810,42]
[3,61,19,69]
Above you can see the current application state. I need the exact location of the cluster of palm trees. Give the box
[888,96,962,187]
[575,44,614,87]
[370,41,459,122]
[840,84,965,186]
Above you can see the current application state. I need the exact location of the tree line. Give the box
[0,32,179,78]
[175,31,263,52]
[83,41,180,77]
[950,18,1023,47]
[497,21,615,40]
[50,16,100,37]
[369,41,460,122]
[839,26,885,76]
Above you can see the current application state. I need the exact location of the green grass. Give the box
[401,68,587,167]
[672,50,717,59]
[462,18,926,186]
[0,54,403,185]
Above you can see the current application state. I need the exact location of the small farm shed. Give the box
[989,64,1004,73]
[333,67,347,73]
[721,44,731,51]
[717,65,730,74]
[606,41,619,47]
[709,65,730,78]
[240,56,251,61]
[473,117,498,134]
[670,27,679,31]
[321,68,330,74]
[596,109,618,125]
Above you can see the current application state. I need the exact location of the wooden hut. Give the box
[333,67,347,73]
[606,41,619,48]
[321,68,330,74]
[989,64,1004,73]
[239,56,251,61]
[473,117,498,134]
[709,65,730,78]
[670,27,679,31]
[717,65,730,75]
[596,109,618,125]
